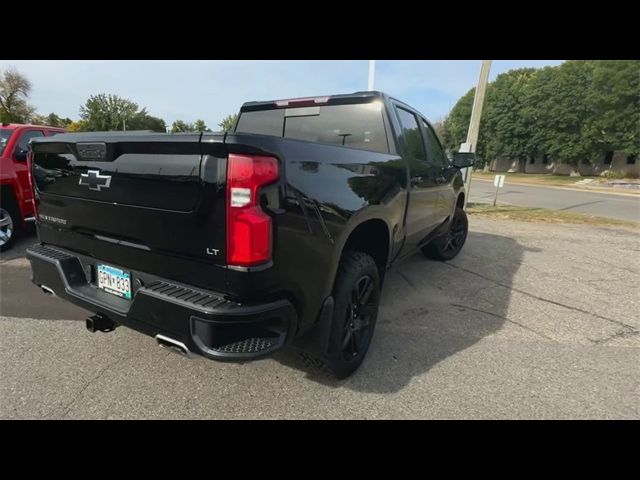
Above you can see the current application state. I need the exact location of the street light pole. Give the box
[461,60,492,209]
[368,60,376,91]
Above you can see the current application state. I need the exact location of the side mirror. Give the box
[452,152,475,169]
[14,149,28,161]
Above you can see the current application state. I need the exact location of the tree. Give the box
[525,61,596,168]
[79,94,142,131]
[169,119,210,133]
[66,120,88,132]
[127,113,167,132]
[442,88,475,154]
[0,68,35,123]
[29,114,47,125]
[30,112,73,128]
[586,60,640,157]
[194,119,212,132]
[482,68,538,171]
[171,120,195,132]
[218,113,238,132]
[441,61,639,172]
[76,94,168,132]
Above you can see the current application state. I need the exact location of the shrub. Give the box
[604,170,639,180]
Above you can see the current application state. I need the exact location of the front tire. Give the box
[422,206,468,261]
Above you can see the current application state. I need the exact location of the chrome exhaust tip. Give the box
[41,285,55,296]
[155,334,192,358]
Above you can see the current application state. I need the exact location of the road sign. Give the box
[493,175,505,205]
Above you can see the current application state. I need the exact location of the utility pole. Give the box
[368,60,376,91]
[461,60,491,208]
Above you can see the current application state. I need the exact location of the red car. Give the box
[1,123,66,250]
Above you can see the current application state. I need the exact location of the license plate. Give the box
[97,264,132,300]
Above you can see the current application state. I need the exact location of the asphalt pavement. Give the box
[1,218,638,419]
[470,178,640,222]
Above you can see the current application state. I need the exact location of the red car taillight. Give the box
[226,153,279,267]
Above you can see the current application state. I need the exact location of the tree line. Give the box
[5,61,637,166]
[0,67,239,133]
[440,60,639,171]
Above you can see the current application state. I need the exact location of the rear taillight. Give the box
[226,153,279,267]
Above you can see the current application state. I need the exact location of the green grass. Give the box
[466,203,639,229]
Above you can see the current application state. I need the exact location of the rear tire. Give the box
[303,251,381,379]
[0,203,19,252]
[422,206,468,261]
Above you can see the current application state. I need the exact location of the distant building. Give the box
[489,151,638,176]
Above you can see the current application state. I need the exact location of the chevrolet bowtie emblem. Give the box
[79,170,112,191]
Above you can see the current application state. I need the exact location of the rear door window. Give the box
[421,120,449,168]
[395,107,426,163]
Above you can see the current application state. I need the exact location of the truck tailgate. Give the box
[31,132,228,292]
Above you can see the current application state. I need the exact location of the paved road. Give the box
[470,179,640,222]
[1,219,638,419]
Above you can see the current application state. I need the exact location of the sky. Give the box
[0,60,563,128]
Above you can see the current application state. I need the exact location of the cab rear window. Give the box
[236,102,389,154]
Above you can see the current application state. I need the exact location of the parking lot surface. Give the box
[1,218,638,419]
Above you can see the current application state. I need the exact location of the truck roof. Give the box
[240,91,386,112]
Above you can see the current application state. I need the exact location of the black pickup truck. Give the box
[26,91,474,378]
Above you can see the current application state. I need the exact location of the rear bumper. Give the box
[26,244,297,361]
